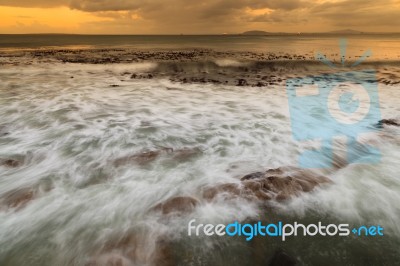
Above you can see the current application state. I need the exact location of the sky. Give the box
[0,0,400,34]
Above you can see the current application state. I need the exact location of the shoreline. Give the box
[1,47,400,266]
[1,48,400,87]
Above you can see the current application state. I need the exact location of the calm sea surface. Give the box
[1,34,400,60]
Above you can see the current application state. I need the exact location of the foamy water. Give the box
[1,62,400,265]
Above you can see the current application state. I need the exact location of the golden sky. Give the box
[0,0,399,34]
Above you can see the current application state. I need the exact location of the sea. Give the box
[0,34,399,266]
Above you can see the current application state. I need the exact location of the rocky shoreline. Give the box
[1,118,399,212]
[2,48,400,87]
[1,118,399,265]
[1,47,400,265]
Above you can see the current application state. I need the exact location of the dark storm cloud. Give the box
[69,0,142,12]
[69,0,310,13]
[0,0,312,12]
[0,0,68,8]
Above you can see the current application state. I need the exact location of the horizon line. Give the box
[1,32,400,36]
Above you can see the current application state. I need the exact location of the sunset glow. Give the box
[0,6,110,33]
[0,0,400,34]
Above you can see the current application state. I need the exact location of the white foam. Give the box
[1,62,400,264]
[214,59,248,67]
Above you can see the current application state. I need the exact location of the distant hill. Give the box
[238,29,370,36]
[327,29,364,34]
[242,30,270,36]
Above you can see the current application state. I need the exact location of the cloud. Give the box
[311,0,400,27]
[0,0,399,33]
[249,10,305,23]
[69,0,141,12]
[0,0,68,8]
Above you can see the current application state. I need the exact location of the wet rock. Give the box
[237,79,248,86]
[241,172,264,181]
[377,119,400,128]
[0,179,53,211]
[171,147,202,161]
[152,196,199,215]
[0,158,22,168]
[255,81,266,87]
[113,147,201,167]
[203,183,241,200]
[87,234,174,266]
[89,235,147,266]
[0,124,9,137]
[166,87,182,91]
[268,249,297,266]
[113,150,163,167]
[0,125,10,137]
[204,167,330,202]
[86,253,132,266]
[243,167,330,200]
[208,79,221,84]
[150,239,175,266]
[1,188,34,209]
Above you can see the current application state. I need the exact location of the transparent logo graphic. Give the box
[286,39,381,168]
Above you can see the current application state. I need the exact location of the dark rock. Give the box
[204,167,330,202]
[110,84,120,87]
[269,249,297,266]
[237,79,248,86]
[208,79,221,84]
[1,188,34,209]
[152,196,199,215]
[131,73,137,79]
[0,159,22,168]
[0,125,9,137]
[113,150,162,167]
[166,87,181,91]
[0,179,53,211]
[86,234,175,266]
[241,172,264,181]
[203,183,241,200]
[376,119,400,128]
[151,239,176,266]
[171,147,202,161]
[255,81,266,87]
[113,147,201,167]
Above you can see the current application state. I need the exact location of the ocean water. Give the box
[0,39,400,266]
[1,34,400,60]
